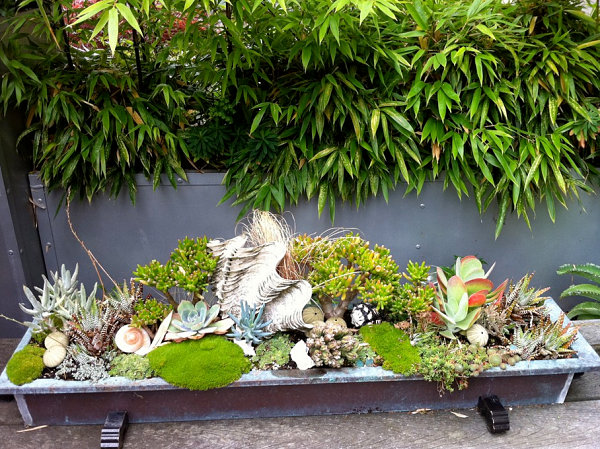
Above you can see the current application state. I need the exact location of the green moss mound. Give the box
[6,345,45,385]
[359,323,421,375]
[147,335,251,390]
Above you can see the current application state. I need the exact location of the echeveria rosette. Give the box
[432,276,483,339]
[170,300,220,333]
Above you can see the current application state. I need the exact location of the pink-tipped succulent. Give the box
[436,256,507,305]
[433,256,507,339]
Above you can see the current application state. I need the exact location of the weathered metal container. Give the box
[1,299,599,426]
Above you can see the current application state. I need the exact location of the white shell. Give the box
[44,331,68,349]
[208,236,313,332]
[466,324,489,347]
[43,345,67,368]
[115,325,151,354]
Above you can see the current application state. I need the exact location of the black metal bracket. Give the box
[477,395,510,434]
[100,411,128,449]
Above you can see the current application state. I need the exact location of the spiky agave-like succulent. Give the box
[510,314,578,360]
[227,301,272,345]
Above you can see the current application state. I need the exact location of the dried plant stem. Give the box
[66,189,117,293]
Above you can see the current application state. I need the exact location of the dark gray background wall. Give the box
[30,172,598,315]
[0,113,46,337]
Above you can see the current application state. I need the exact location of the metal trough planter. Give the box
[1,299,599,426]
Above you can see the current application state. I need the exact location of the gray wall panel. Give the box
[32,172,598,312]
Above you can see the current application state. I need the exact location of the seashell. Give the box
[466,324,489,347]
[302,306,324,324]
[44,331,69,349]
[208,236,313,332]
[115,325,151,354]
[326,317,347,328]
[43,345,67,368]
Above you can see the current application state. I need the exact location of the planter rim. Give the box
[1,298,599,395]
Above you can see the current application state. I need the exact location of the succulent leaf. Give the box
[465,278,493,296]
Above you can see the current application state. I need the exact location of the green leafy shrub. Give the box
[146,336,251,390]
[252,333,294,370]
[109,354,154,381]
[359,322,420,375]
[1,1,599,234]
[293,233,400,319]
[130,298,172,328]
[388,261,435,322]
[134,237,218,306]
[6,345,45,385]
[558,263,600,319]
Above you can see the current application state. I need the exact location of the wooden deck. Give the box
[1,320,599,448]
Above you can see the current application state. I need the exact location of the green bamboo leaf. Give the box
[475,24,495,40]
[302,46,312,71]
[250,105,267,135]
[108,7,119,55]
[524,153,543,189]
[382,108,414,133]
[318,184,328,217]
[115,3,143,35]
[310,146,337,162]
[370,109,380,138]
[441,83,460,103]
[90,10,110,40]
[329,15,340,44]
[548,97,558,126]
[495,194,509,239]
[70,0,113,27]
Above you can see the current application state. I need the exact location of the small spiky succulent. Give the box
[227,301,272,345]
[19,264,98,333]
[510,314,578,360]
[252,333,294,370]
[306,321,364,368]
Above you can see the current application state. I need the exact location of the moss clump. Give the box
[6,345,45,385]
[359,322,420,375]
[147,336,251,390]
[109,354,154,381]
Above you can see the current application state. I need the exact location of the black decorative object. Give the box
[477,395,510,434]
[100,411,128,449]
[350,303,381,327]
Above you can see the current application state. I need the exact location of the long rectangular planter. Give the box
[1,299,599,426]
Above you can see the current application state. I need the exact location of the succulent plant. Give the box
[252,333,294,370]
[292,233,400,319]
[388,261,436,322]
[18,264,98,333]
[306,321,365,368]
[134,236,219,306]
[436,256,507,306]
[130,298,172,328]
[169,300,219,333]
[510,314,578,360]
[432,275,484,339]
[433,256,507,339]
[227,301,273,345]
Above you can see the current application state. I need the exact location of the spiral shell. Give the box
[43,345,67,368]
[115,325,151,354]
[44,331,69,349]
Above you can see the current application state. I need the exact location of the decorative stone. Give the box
[233,339,256,357]
[290,340,315,370]
[350,303,381,328]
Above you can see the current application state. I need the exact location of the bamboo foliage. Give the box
[1,0,599,235]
